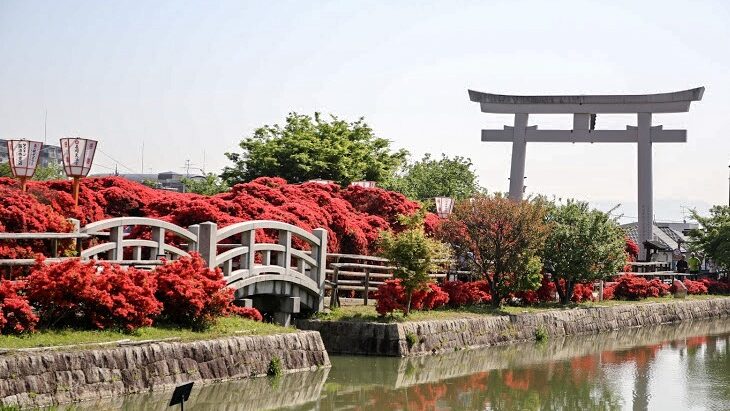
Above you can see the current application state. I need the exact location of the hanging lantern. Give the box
[308,179,335,185]
[60,138,98,205]
[350,181,376,188]
[435,197,455,218]
[6,139,43,192]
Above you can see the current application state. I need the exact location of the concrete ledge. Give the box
[297,297,730,357]
[0,331,329,409]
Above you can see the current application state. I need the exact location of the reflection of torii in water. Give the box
[468,87,704,259]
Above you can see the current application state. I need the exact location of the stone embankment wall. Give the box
[298,297,730,357]
[0,331,329,409]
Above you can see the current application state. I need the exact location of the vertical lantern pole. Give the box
[6,139,43,193]
[72,177,81,205]
[60,138,98,206]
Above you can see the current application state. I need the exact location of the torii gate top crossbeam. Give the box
[468,87,704,113]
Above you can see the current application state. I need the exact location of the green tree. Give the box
[689,205,730,270]
[32,162,65,181]
[182,173,229,195]
[222,112,408,186]
[378,212,450,315]
[438,195,549,306]
[141,178,161,189]
[383,154,483,205]
[542,200,627,304]
[0,162,10,177]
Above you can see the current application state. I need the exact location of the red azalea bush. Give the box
[702,278,730,295]
[440,280,491,307]
[0,280,38,334]
[515,275,558,304]
[25,258,162,331]
[153,253,234,329]
[88,263,162,331]
[647,278,671,298]
[375,279,405,316]
[613,275,651,300]
[375,280,450,316]
[571,283,595,303]
[411,283,450,311]
[602,283,616,300]
[18,255,262,334]
[0,176,434,256]
[228,305,264,321]
[613,275,671,300]
[676,279,708,295]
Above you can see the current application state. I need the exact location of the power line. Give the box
[97,149,136,173]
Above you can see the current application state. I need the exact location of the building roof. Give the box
[621,222,690,253]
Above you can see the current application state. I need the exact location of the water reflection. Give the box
[63,319,730,411]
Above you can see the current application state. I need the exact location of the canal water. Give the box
[65,319,730,410]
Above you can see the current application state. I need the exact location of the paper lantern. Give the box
[60,138,97,177]
[435,197,455,218]
[60,138,98,205]
[308,179,335,185]
[6,139,43,191]
[350,181,376,188]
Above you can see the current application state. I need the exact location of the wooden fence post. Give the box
[330,266,340,309]
[364,269,370,306]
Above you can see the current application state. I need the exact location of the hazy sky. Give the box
[1,0,728,221]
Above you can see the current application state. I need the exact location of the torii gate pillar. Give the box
[469,88,704,260]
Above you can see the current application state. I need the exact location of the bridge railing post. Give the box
[313,228,328,311]
[109,226,123,261]
[67,218,81,257]
[187,224,200,253]
[197,222,218,270]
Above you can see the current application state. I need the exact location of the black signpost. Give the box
[169,382,194,410]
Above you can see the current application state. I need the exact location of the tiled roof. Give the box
[620,223,673,250]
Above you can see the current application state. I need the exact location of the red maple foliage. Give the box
[0,280,38,334]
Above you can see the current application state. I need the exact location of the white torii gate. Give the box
[468,87,704,259]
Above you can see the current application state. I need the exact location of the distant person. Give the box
[676,255,688,274]
[688,253,701,278]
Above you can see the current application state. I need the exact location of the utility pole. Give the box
[43,109,47,144]
[184,159,192,177]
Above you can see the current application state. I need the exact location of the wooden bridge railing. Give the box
[324,253,468,309]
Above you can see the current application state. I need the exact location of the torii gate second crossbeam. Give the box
[468,87,704,259]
